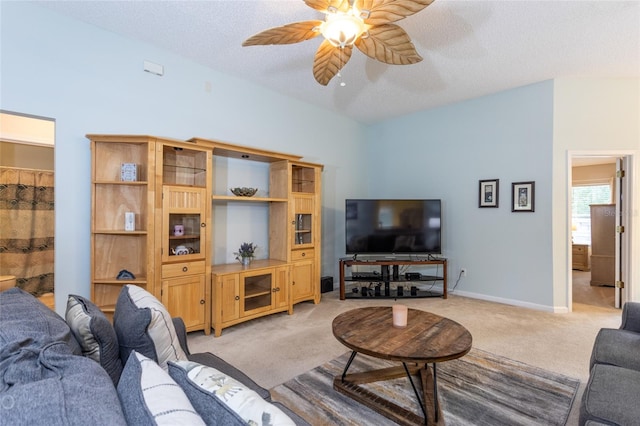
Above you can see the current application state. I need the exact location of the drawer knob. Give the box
[201,223,206,227]
[301,252,306,257]
[200,299,205,305]
[182,267,188,272]
[235,296,240,301]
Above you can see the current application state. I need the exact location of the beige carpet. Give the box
[572,270,615,308]
[187,273,620,425]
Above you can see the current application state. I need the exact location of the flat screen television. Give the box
[345,199,441,255]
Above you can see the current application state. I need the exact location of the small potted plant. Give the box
[234,242,256,267]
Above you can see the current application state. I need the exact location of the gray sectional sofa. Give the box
[0,286,308,425]
[580,301,640,425]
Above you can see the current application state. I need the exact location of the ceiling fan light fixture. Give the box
[320,12,365,48]
[242,0,433,86]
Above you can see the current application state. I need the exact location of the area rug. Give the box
[270,348,580,426]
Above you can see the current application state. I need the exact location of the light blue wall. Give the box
[366,82,556,308]
[0,2,368,312]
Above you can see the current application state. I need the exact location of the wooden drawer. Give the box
[292,248,314,261]
[572,244,590,271]
[162,260,205,278]
[572,245,587,255]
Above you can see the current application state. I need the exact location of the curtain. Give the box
[0,167,54,296]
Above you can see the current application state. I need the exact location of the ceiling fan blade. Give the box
[355,0,434,25]
[242,20,323,46]
[313,40,353,85]
[355,23,422,64]
[305,0,352,13]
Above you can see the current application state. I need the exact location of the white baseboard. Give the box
[451,289,569,313]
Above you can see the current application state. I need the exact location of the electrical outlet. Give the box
[461,268,467,277]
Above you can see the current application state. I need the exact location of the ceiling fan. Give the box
[242,0,434,86]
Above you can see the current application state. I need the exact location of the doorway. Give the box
[570,153,632,310]
[0,111,55,309]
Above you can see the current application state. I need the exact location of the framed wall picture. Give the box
[479,179,499,208]
[512,181,535,212]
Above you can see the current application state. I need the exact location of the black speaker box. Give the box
[392,265,399,280]
[321,276,333,293]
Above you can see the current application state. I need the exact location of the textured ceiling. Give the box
[38,0,640,124]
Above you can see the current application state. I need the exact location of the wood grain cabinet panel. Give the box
[212,261,291,337]
[161,274,207,331]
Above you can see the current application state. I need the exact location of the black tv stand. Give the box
[339,257,447,300]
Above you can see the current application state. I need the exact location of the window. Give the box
[571,184,612,244]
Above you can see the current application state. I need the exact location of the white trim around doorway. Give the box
[567,150,637,311]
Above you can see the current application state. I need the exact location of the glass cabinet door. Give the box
[292,196,313,247]
[295,213,312,245]
[168,212,203,257]
[162,186,206,262]
[241,271,272,314]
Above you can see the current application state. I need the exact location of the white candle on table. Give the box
[392,304,408,328]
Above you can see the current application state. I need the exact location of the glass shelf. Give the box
[163,146,208,187]
[291,165,316,193]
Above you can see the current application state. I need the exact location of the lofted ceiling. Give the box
[36,0,640,124]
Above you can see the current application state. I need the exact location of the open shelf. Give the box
[345,289,445,299]
[211,195,288,203]
[93,278,147,285]
[339,257,448,300]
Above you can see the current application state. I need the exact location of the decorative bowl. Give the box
[230,187,258,197]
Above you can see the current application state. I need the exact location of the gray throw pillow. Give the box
[113,284,187,370]
[117,351,205,425]
[65,294,123,385]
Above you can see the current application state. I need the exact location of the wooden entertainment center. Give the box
[89,135,323,336]
[339,257,447,300]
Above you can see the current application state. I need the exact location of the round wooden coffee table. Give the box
[332,306,472,425]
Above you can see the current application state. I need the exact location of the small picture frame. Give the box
[512,181,535,212]
[120,163,138,182]
[479,179,499,208]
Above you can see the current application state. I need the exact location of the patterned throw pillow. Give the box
[168,360,295,426]
[65,294,123,385]
[117,351,205,425]
[113,284,188,370]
